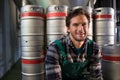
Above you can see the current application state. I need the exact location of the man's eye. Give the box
[82,23,87,26]
[73,23,78,26]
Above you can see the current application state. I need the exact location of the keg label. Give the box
[102,55,120,61]
[21,12,44,18]
[22,59,44,64]
[95,14,112,19]
[46,12,67,18]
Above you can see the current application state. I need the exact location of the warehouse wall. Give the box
[0,0,20,78]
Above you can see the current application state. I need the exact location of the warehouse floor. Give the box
[0,60,22,80]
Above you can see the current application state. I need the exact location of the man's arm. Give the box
[45,44,62,80]
[89,43,103,80]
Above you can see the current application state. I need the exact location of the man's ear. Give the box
[67,27,70,33]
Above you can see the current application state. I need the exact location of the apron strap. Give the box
[55,40,66,58]
[87,40,93,57]
[55,39,93,59]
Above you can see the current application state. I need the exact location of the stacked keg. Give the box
[20,5,45,80]
[46,5,68,46]
[94,7,115,46]
[102,44,120,80]
[73,6,93,40]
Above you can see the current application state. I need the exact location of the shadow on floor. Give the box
[0,60,22,80]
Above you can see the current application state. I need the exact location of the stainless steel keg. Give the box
[94,7,115,46]
[102,44,120,80]
[46,5,68,45]
[20,5,45,80]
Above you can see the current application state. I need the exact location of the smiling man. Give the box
[45,7,103,80]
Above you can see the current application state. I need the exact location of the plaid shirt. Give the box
[45,34,103,80]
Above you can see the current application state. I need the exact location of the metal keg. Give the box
[47,34,63,45]
[21,5,44,35]
[22,59,45,80]
[102,44,120,80]
[46,5,68,45]
[94,7,115,46]
[21,36,44,47]
[21,35,44,59]
[20,5,45,80]
[22,74,44,80]
[21,19,44,35]
[21,46,43,52]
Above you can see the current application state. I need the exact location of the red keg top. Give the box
[21,12,45,18]
[46,12,67,18]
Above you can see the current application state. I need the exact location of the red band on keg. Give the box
[21,12,44,18]
[22,59,44,64]
[102,55,120,61]
[95,14,112,19]
[46,12,67,18]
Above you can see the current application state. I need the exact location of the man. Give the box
[45,7,103,80]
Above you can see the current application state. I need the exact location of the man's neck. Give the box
[73,40,84,48]
[70,35,85,48]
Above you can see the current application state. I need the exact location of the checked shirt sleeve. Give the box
[89,43,103,80]
[45,43,62,80]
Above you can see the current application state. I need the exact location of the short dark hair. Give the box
[66,8,90,27]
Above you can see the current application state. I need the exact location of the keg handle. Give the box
[55,6,64,11]
[93,9,101,14]
[30,7,40,12]
[104,44,113,46]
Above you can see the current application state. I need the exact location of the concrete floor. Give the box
[0,60,22,80]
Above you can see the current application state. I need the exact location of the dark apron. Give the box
[55,40,93,80]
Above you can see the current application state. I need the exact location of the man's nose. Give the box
[78,25,84,30]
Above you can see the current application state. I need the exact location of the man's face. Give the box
[67,15,89,42]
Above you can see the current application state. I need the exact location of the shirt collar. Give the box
[66,34,89,49]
